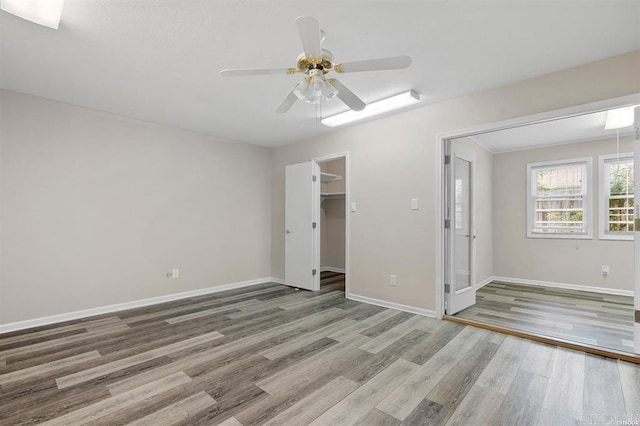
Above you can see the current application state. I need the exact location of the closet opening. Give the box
[315,153,349,296]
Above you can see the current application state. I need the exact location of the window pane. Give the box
[608,159,633,196]
[536,165,584,196]
[534,198,584,233]
[605,157,634,233]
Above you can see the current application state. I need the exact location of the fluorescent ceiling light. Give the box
[604,106,635,130]
[1,0,65,29]
[321,90,420,127]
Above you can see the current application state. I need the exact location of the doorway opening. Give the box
[283,153,349,297]
[315,153,349,297]
[437,94,640,360]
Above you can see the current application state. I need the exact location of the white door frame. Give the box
[434,93,640,319]
[634,106,640,354]
[313,152,350,298]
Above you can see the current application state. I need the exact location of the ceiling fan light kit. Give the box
[293,69,338,104]
[220,16,415,117]
[321,90,421,127]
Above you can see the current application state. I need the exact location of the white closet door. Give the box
[285,161,320,291]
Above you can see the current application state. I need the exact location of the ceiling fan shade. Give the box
[335,55,412,73]
[293,70,338,105]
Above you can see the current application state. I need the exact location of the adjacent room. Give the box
[443,110,636,355]
[1,1,640,424]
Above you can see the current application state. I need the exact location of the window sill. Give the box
[527,233,593,240]
[598,233,634,241]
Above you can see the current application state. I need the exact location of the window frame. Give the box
[526,157,593,239]
[598,152,634,241]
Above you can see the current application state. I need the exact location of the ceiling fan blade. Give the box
[335,55,412,73]
[295,16,322,63]
[329,79,366,111]
[276,88,300,114]
[220,68,297,77]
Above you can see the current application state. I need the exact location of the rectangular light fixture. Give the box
[321,90,420,127]
[604,106,635,130]
[1,0,65,29]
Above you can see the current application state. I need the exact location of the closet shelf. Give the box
[320,172,342,183]
[321,192,346,202]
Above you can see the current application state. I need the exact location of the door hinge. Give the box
[444,155,451,165]
[312,222,317,229]
[444,284,451,293]
[312,175,317,182]
[444,219,451,229]
[312,269,317,276]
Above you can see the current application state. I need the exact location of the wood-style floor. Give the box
[1,272,639,425]
[455,281,635,354]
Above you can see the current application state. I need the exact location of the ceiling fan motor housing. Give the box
[296,49,334,74]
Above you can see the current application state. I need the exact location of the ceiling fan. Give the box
[220,16,412,114]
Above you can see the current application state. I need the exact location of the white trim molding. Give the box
[0,277,280,334]
[348,293,436,318]
[493,276,633,297]
[319,267,346,274]
[474,276,495,290]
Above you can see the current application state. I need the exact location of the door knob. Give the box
[285,229,291,234]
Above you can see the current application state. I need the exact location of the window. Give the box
[527,158,592,238]
[599,153,634,240]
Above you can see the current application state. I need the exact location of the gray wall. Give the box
[0,90,272,325]
[493,136,634,291]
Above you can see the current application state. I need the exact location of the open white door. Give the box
[285,161,320,291]
[634,106,639,354]
[445,142,477,315]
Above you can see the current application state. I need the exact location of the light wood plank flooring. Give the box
[455,281,635,354]
[1,272,639,425]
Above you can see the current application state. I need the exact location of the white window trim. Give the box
[598,152,634,241]
[526,157,593,239]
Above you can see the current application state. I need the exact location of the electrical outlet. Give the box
[390,274,397,287]
[601,265,609,276]
[166,268,180,279]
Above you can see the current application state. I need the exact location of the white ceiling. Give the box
[1,1,639,147]
[471,110,637,153]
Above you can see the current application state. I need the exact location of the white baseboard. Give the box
[474,276,495,290]
[348,293,436,318]
[320,267,346,274]
[0,276,281,334]
[492,276,634,297]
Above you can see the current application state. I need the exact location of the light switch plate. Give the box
[411,198,419,210]
[351,202,357,212]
